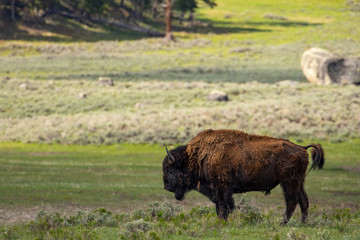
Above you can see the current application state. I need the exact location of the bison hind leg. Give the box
[264,189,271,195]
[281,182,300,225]
[298,183,309,223]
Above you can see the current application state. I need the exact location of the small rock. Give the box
[19,83,28,89]
[78,93,87,99]
[230,47,251,54]
[276,80,298,87]
[135,102,145,109]
[98,77,114,86]
[207,90,229,102]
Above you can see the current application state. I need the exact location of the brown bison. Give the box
[162,129,322,224]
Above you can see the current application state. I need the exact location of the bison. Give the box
[162,129,322,224]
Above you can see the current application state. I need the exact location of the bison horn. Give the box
[165,147,176,164]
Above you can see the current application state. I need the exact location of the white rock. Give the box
[207,90,229,101]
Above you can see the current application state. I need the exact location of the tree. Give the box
[0,0,216,38]
[129,0,151,19]
[202,0,216,8]
[81,0,108,15]
[11,0,16,21]
[173,0,216,14]
[164,0,174,42]
[173,0,196,24]
[64,0,108,16]
[166,0,217,39]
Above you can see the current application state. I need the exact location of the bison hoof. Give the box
[280,220,288,225]
[175,193,185,201]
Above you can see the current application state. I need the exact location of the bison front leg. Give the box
[215,186,234,221]
[215,201,233,221]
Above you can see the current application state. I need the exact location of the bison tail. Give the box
[302,144,322,175]
[315,144,325,170]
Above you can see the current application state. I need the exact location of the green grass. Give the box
[0,143,166,209]
[0,141,359,239]
[0,141,359,212]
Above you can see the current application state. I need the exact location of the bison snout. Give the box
[164,185,175,193]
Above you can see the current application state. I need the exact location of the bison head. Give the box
[162,145,193,201]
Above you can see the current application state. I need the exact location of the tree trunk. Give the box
[188,10,194,28]
[120,0,124,8]
[165,0,175,42]
[11,0,16,21]
[179,11,185,25]
[152,1,158,18]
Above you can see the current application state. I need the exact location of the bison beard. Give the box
[162,129,322,224]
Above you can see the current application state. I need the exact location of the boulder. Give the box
[301,47,360,85]
[207,90,229,102]
[98,77,114,86]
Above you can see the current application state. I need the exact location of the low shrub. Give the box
[67,208,118,227]
[131,200,183,221]
[121,219,153,239]
[27,208,119,238]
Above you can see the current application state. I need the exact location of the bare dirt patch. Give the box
[0,205,88,225]
[343,166,360,173]
[28,152,72,156]
[0,198,214,225]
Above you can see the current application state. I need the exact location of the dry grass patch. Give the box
[1,79,359,144]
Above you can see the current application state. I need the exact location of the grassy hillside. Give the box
[1,0,360,83]
[1,0,360,144]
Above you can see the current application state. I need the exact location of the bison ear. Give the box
[165,147,176,164]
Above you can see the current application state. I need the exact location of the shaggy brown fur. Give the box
[162,129,322,224]
[186,129,306,182]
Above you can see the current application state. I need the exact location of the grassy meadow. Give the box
[1,0,360,239]
[0,141,359,239]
